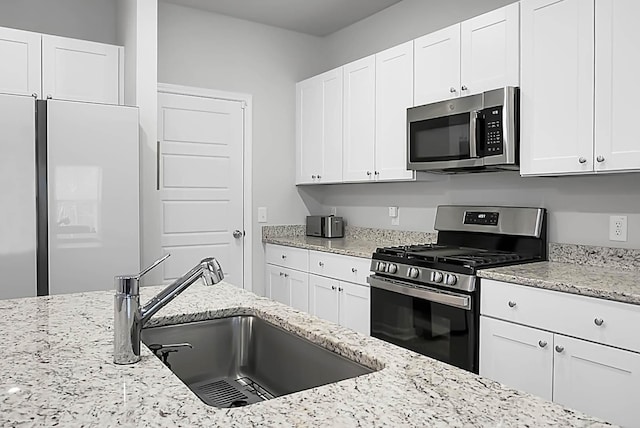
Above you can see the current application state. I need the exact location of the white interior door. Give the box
[47,100,139,295]
[157,92,244,287]
[0,94,37,298]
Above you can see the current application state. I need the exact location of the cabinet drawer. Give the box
[265,244,308,271]
[481,279,640,353]
[309,251,371,284]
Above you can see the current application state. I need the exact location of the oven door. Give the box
[369,275,478,373]
[407,93,484,171]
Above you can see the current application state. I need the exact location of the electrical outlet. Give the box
[609,215,627,242]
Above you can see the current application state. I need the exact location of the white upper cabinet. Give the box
[375,41,415,181]
[414,3,519,106]
[520,0,595,175]
[42,35,122,105]
[414,24,461,106]
[460,2,519,95]
[295,67,343,184]
[594,0,640,173]
[343,55,376,182]
[0,27,41,97]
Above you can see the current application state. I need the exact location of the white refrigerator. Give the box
[0,93,140,298]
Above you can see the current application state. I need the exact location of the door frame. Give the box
[157,83,253,291]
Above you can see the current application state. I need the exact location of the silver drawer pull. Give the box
[555,345,564,353]
[508,301,517,308]
[538,340,547,348]
[279,272,284,277]
[319,261,324,267]
[331,285,336,290]
[281,255,287,259]
[351,267,357,273]
[338,287,343,292]
[284,273,289,278]
[594,318,604,326]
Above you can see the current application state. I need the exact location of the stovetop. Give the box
[374,244,536,269]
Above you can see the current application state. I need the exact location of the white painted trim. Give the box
[157,82,253,292]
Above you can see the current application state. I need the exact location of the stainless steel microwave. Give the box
[407,87,519,172]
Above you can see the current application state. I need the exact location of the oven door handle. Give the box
[369,276,471,311]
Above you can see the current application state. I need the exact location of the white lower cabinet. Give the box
[266,264,309,313]
[265,245,371,335]
[480,316,553,401]
[480,279,640,427]
[309,274,370,335]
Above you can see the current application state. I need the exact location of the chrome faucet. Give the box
[113,254,224,365]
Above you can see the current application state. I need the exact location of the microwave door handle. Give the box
[469,111,478,158]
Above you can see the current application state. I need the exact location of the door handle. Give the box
[233,230,244,239]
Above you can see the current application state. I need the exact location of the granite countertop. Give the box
[1,282,610,427]
[262,225,437,258]
[478,261,640,305]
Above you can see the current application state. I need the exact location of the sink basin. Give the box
[141,315,375,408]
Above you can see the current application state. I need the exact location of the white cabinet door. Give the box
[375,41,414,182]
[461,3,519,96]
[0,27,41,97]
[42,35,121,105]
[553,334,640,427]
[339,281,370,335]
[309,274,339,325]
[288,268,309,313]
[480,316,553,401]
[296,68,343,184]
[414,24,461,106]
[343,55,376,182]
[266,264,289,306]
[520,0,594,176]
[595,0,640,173]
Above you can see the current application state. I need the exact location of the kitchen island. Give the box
[1,282,611,427]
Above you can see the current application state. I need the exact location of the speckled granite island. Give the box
[1,282,611,427]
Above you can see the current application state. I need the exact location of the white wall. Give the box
[297,0,640,249]
[323,0,518,70]
[300,173,640,248]
[157,2,327,295]
[0,0,118,44]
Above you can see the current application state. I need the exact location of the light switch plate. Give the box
[258,207,268,223]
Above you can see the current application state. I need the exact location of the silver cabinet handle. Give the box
[461,85,468,91]
[596,156,605,163]
[338,287,343,292]
[555,345,564,353]
[578,157,587,164]
[281,255,287,259]
[318,261,324,267]
[233,230,243,239]
[32,93,38,98]
[366,171,372,176]
[311,175,317,179]
[351,267,357,273]
[317,175,322,179]
[508,301,517,308]
[46,94,52,99]
[279,272,284,277]
[450,87,457,93]
[284,273,289,278]
[374,171,379,176]
[538,340,547,348]
[331,285,336,290]
[594,318,604,326]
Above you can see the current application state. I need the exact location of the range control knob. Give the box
[431,271,444,283]
[377,262,387,272]
[408,267,420,279]
[445,274,458,286]
[387,263,398,274]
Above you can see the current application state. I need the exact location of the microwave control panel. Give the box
[480,106,503,156]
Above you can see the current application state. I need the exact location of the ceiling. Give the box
[163,0,403,37]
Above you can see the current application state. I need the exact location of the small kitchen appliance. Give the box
[306,215,344,238]
[407,87,519,172]
[368,205,546,373]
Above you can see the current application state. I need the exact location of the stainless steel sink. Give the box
[141,315,375,408]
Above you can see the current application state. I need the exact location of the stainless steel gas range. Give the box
[368,205,547,373]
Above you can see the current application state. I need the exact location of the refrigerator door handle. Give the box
[156,140,161,191]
